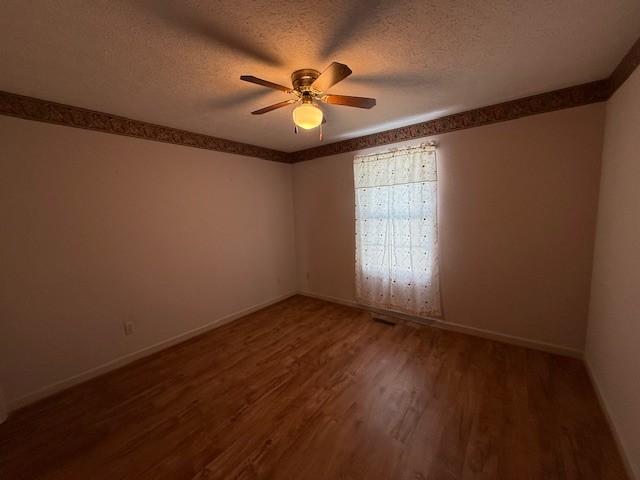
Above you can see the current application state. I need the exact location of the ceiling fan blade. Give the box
[312,62,352,92]
[240,76,293,93]
[323,95,376,109]
[251,99,297,115]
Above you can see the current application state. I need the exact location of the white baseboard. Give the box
[303,291,635,473]
[6,290,582,409]
[7,292,297,413]
[584,359,636,480]
[299,291,583,359]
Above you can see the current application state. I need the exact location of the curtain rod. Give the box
[354,140,438,159]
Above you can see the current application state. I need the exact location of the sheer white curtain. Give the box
[354,145,440,318]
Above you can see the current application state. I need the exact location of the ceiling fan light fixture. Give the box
[241,62,376,131]
[292,103,323,130]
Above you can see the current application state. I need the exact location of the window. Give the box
[353,145,440,317]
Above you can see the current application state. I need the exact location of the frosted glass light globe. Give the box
[292,103,323,129]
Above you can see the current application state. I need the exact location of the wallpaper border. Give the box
[288,80,609,162]
[0,90,289,163]
[608,36,640,96]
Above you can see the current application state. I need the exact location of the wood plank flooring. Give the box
[0,295,628,479]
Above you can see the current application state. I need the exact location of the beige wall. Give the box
[586,67,640,479]
[0,99,616,414]
[294,104,605,353]
[0,116,297,407]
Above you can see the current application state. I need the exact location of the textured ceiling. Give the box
[1,0,639,152]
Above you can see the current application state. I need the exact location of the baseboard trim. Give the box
[7,292,297,413]
[298,291,583,359]
[584,359,636,480]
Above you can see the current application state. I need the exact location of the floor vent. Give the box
[371,313,398,326]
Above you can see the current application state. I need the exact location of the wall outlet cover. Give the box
[123,321,134,336]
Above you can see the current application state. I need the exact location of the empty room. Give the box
[1,1,639,479]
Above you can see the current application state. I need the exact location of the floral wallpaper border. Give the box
[288,80,610,162]
[608,36,640,95]
[0,90,289,163]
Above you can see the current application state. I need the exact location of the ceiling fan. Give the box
[240,62,376,134]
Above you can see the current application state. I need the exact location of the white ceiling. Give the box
[1,0,639,152]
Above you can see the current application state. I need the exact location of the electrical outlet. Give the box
[123,321,134,336]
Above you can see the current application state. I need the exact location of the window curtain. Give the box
[354,145,440,318]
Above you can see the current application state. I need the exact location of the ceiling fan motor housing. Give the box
[291,69,320,91]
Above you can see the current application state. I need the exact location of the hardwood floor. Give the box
[0,295,628,479]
